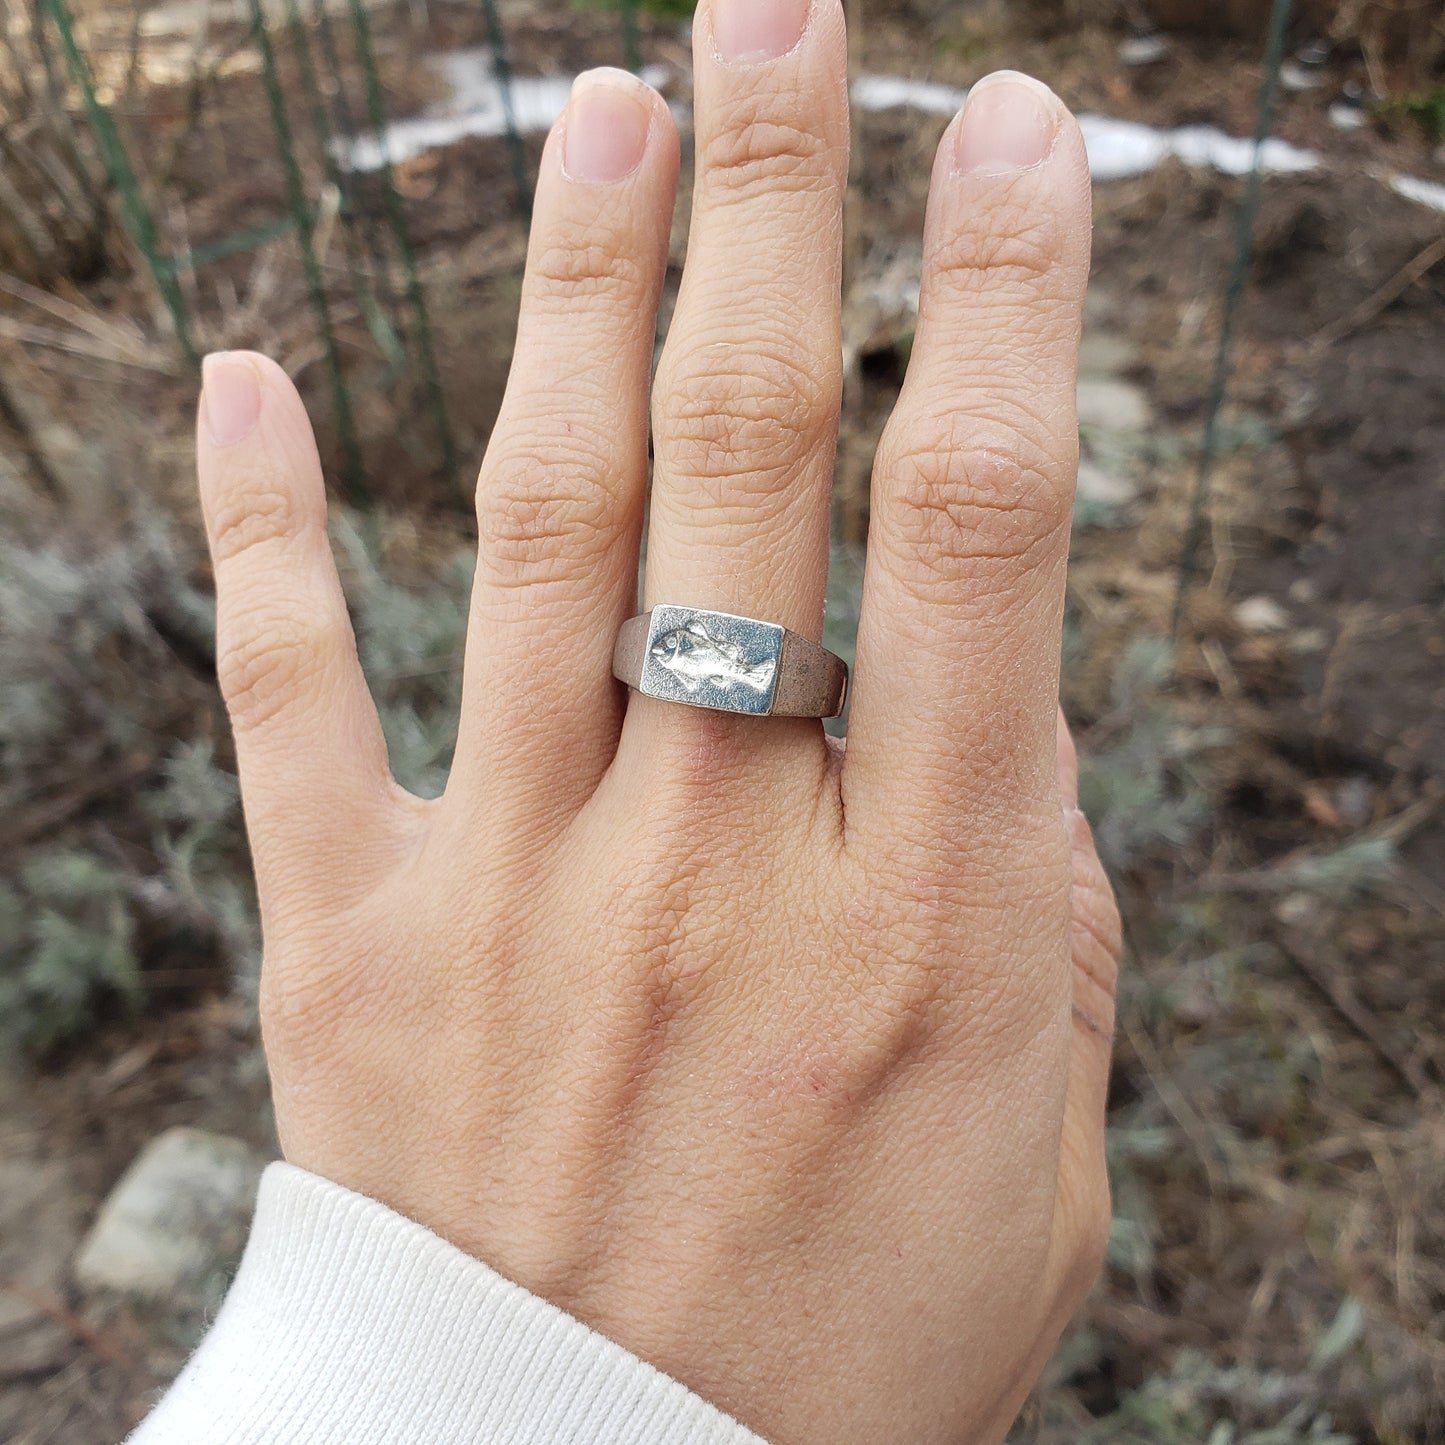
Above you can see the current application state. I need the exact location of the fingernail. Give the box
[713,0,810,65]
[953,71,1059,175]
[201,353,262,445]
[563,69,652,183]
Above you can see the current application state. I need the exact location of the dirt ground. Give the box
[1,2,1443,1441]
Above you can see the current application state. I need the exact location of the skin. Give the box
[194,4,1121,1441]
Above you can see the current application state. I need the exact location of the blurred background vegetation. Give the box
[1,0,1442,1440]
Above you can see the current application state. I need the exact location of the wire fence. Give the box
[29,0,559,503]
[12,0,1289,605]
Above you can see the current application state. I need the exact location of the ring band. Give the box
[613,605,848,719]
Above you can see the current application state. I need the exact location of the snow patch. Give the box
[1388,171,1445,214]
[850,75,1319,182]
[337,48,668,172]
[334,53,1445,217]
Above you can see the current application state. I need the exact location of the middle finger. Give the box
[641,0,848,697]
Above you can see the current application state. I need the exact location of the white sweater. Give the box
[132,1163,764,1444]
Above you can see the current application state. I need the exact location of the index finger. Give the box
[842,73,1092,851]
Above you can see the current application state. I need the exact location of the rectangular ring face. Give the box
[639,606,784,716]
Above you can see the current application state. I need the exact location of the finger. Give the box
[638,0,848,691]
[449,71,679,824]
[1040,809,1120,1323]
[844,73,1092,848]
[979,803,1119,1445]
[197,352,404,906]
[1045,788,1120,1324]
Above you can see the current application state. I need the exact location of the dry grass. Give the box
[2,5,1443,1442]
[1012,0,1445,80]
[0,6,121,286]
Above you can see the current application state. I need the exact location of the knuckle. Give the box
[656,339,840,499]
[208,478,302,568]
[794,994,934,1122]
[700,111,835,201]
[878,420,1072,595]
[850,834,1073,1042]
[526,233,650,309]
[477,442,623,588]
[930,205,1068,295]
[840,885,954,1019]
[852,959,940,1066]
[216,612,323,732]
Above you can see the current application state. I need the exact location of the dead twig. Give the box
[0,366,64,501]
[0,314,173,370]
[0,753,158,855]
[1120,1016,1232,1266]
[1275,931,1440,1104]
[1309,232,1445,354]
[1318,602,1373,737]
[1199,791,1443,897]
[0,1279,134,1372]
[0,270,152,356]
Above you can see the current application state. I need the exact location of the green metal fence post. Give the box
[28,0,106,215]
[1172,0,1295,637]
[620,0,642,74]
[310,0,408,360]
[282,0,405,373]
[346,0,460,500]
[41,0,198,364]
[480,0,533,220]
[249,0,368,505]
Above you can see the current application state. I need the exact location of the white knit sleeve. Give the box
[129,1162,766,1445]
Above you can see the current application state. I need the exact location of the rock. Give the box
[0,1315,72,1377]
[1334,776,1377,829]
[842,241,922,368]
[1274,892,1319,927]
[1078,331,1140,379]
[1076,458,1139,508]
[1279,59,1324,91]
[73,1129,262,1300]
[1119,33,1170,65]
[1083,287,1121,330]
[1234,595,1290,633]
[1077,378,1152,433]
[1288,627,1329,654]
[0,1154,78,1379]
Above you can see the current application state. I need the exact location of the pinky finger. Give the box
[197,353,411,910]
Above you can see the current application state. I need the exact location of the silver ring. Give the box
[613,605,848,719]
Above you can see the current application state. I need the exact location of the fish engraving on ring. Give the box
[649,621,778,696]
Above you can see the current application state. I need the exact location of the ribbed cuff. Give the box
[130,1163,765,1445]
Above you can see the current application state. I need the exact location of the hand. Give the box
[194,2,1119,1439]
